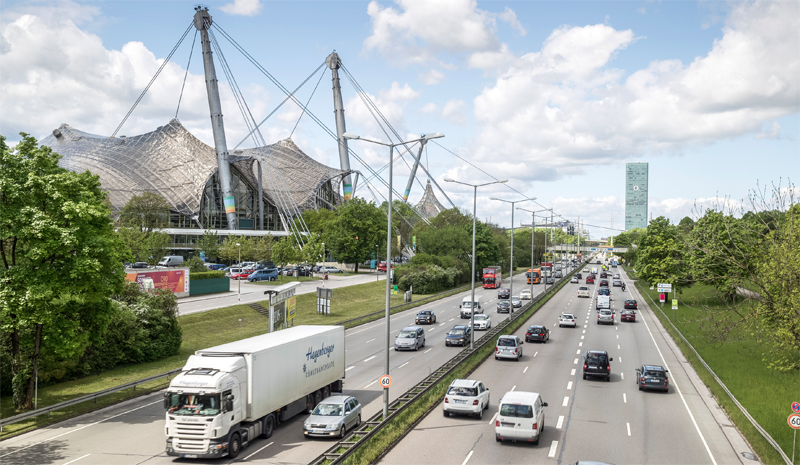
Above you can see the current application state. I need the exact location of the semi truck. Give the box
[164,326,345,459]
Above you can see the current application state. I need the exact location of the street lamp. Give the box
[375,244,379,281]
[236,242,241,304]
[322,242,326,287]
[490,197,536,311]
[443,177,507,349]
[518,208,551,296]
[345,131,444,421]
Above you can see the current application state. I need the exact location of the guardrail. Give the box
[309,263,583,465]
[0,369,181,431]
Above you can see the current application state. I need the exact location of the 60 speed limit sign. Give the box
[788,414,800,429]
[379,375,393,389]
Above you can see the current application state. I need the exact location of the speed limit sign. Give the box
[379,375,393,389]
[788,414,800,429]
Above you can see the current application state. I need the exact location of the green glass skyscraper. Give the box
[625,162,648,230]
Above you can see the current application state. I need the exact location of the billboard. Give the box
[625,162,649,230]
[125,269,189,294]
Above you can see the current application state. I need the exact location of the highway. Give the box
[0,269,554,465]
[378,265,755,465]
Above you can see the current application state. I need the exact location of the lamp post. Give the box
[322,242,326,287]
[490,197,536,311]
[344,131,444,421]
[443,178,507,349]
[518,208,551,295]
[376,244,379,281]
[236,242,241,304]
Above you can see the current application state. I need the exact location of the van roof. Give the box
[499,391,540,405]
[462,295,482,301]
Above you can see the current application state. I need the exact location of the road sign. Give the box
[659,293,666,303]
[380,375,393,389]
[658,283,672,292]
[789,414,800,429]
[792,402,800,413]
[672,299,678,310]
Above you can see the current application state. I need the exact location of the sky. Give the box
[1,0,798,239]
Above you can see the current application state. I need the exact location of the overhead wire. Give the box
[175,29,198,119]
[291,66,326,138]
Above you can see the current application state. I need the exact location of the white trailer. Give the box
[164,326,345,459]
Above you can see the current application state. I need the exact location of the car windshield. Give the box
[462,301,474,308]
[562,314,574,319]
[529,327,545,334]
[448,386,477,397]
[398,331,417,338]
[497,338,516,347]
[419,311,431,316]
[512,297,520,301]
[474,315,487,321]
[449,329,465,336]
[500,403,533,418]
[312,403,343,416]
[166,393,221,416]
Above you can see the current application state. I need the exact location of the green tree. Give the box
[470,221,502,277]
[0,134,128,409]
[196,230,220,261]
[185,256,207,273]
[292,209,336,236]
[116,192,171,232]
[636,217,688,291]
[219,235,240,264]
[272,237,298,283]
[254,234,275,263]
[328,198,386,272]
[302,233,325,276]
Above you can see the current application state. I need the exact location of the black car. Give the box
[624,299,638,310]
[600,272,608,279]
[636,365,669,392]
[497,300,512,313]
[599,280,609,287]
[498,288,510,299]
[415,310,437,325]
[576,273,582,279]
[131,261,149,269]
[597,287,610,296]
[525,325,550,343]
[445,326,472,347]
[583,350,613,381]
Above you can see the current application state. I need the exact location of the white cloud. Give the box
[442,99,467,125]
[421,102,439,114]
[419,69,445,85]
[755,121,781,140]
[379,82,422,101]
[467,43,515,75]
[220,0,263,16]
[498,7,527,36]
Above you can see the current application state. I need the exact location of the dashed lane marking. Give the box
[461,450,474,465]
[576,349,581,354]
[573,358,579,364]
[364,380,377,389]
[567,381,573,390]
[548,441,558,457]
[366,339,376,343]
[523,366,528,374]
[571,369,576,376]
[623,393,627,403]
[243,442,274,461]
[511,385,516,391]
[562,396,569,407]
[345,366,355,371]
[398,361,409,369]
[63,454,91,465]
[556,415,564,429]
[534,351,538,357]
[621,372,624,380]
[363,356,376,362]
[489,412,498,425]
[424,348,433,353]
[627,422,632,436]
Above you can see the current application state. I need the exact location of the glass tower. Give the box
[625,162,649,230]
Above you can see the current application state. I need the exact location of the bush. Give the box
[397,264,461,294]
[190,270,226,280]
[186,256,207,273]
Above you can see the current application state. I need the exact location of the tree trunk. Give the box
[354,263,359,273]
[22,324,43,410]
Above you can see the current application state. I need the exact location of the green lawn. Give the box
[632,279,796,465]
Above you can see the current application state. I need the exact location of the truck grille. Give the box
[175,421,208,436]
[174,437,208,452]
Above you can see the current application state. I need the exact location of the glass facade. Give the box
[625,162,648,230]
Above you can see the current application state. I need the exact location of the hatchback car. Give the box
[582,351,613,381]
[613,274,621,279]
[597,287,611,297]
[597,309,615,325]
[497,300,512,313]
[415,310,437,325]
[570,276,579,283]
[445,326,471,347]
[525,325,550,343]
[621,309,636,322]
[555,271,562,278]
[495,335,523,360]
[247,269,278,282]
[559,313,577,327]
[624,299,638,309]
[395,327,425,351]
[599,280,609,287]
[545,277,555,284]
[231,270,254,280]
[576,273,583,279]
[511,296,522,308]
[613,280,623,287]
[636,365,669,392]
[473,314,492,330]
[443,379,490,419]
[600,272,608,279]
[586,276,595,284]
[303,396,362,438]
[498,288,510,299]
[520,289,533,300]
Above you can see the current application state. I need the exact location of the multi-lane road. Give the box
[379,265,754,465]
[1,269,550,465]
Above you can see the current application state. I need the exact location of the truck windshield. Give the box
[167,393,221,416]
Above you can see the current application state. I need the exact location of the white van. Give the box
[495,391,548,444]
[460,295,483,319]
[596,295,610,310]
[577,286,590,298]
[157,255,184,267]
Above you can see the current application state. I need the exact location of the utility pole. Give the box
[194,7,238,230]
[327,52,354,200]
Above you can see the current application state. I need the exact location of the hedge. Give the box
[190,270,226,280]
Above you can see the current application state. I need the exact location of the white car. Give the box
[473,314,492,330]
[577,286,590,298]
[443,379,490,419]
[570,276,579,283]
[519,289,533,300]
[559,313,577,328]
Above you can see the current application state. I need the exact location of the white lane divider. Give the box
[618,344,620,349]
[63,454,91,465]
[511,385,516,391]
[562,396,569,407]
[534,351,538,357]
[523,366,528,374]
[581,335,584,340]
[617,334,619,339]
[345,366,355,371]
[579,342,583,347]
[573,358,579,364]
[623,393,627,403]
[627,422,632,436]
[621,372,625,380]
[439,322,445,326]
[584,324,587,328]
[429,328,435,332]
[461,450,474,465]
[449,318,455,321]
[398,361,409,369]
[489,412,498,425]
[576,349,581,354]
[556,415,564,429]
[363,355,376,362]
[616,327,619,331]
[548,440,558,457]
[366,338,376,343]
[244,441,274,461]
[619,356,622,363]
[567,381,573,390]
[582,329,586,334]
[424,348,433,353]
[571,368,576,376]
[364,380,377,389]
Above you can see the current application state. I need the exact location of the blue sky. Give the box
[1,0,797,239]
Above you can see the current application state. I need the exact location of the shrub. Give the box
[190,270,226,280]
[397,264,461,294]
[186,256,208,273]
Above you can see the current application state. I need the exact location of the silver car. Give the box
[495,335,523,361]
[303,396,362,438]
[597,309,615,325]
[473,314,492,330]
[511,296,522,308]
[394,326,425,351]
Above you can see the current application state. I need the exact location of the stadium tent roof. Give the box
[40,119,346,219]
[415,180,447,220]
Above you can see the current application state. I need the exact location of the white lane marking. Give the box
[523,366,528,374]
[449,318,455,321]
[621,372,625,380]
[581,335,585,340]
[571,369,576,376]
[461,450,474,465]
[366,338,376,343]
[576,349,581,354]
[364,380,377,389]
[584,324,587,328]
[562,396,569,407]
[619,356,622,363]
[511,385,516,391]
[489,412,498,425]
[534,351,538,357]
[63,454,91,465]
[573,358,579,364]
[617,334,619,339]
[363,355,376,362]
[425,348,433,353]
[439,322,445,326]
[0,399,162,459]
[556,415,564,429]
[429,328,435,332]
[582,330,586,334]
[244,441,274,460]
[398,361,409,369]
[616,327,619,331]
[623,393,628,403]
[567,381,573,390]
[627,422,632,436]
[548,440,559,457]
[346,366,355,371]
[639,303,718,465]
[618,344,620,349]
[578,342,583,347]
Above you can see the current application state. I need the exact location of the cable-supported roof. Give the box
[416,180,447,220]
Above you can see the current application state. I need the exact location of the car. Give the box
[377,262,394,272]
[443,379,490,419]
[525,325,550,343]
[303,395,362,438]
[395,326,426,351]
[597,287,610,297]
[545,277,555,284]
[247,269,278,282]
[559,313,577,327]
[225,267,242,277]
[497,300,512,313]
[600,272,608,279]
[511,296,522,308]
[597,309,615,325]
[624,299,638,310]
[613,274,621,279]
[498,288,510,299]
[554,271,562,278]
[325,267,345,274]
[586,276,595,284]
[495,391,548,444]
[599,280,609,287]
[520,289,532,300]
[231,270,254,280]
[472,314,492,330]
[570,276,579,284]
[621,309,636,322]
[583,350,613,381]
[613,280,623,287]
[131,261,150,269]
[576,273,582,279]
[636,365,670,392]
[445,326,472,346]
[577,286,590,298]
[495,335,523,360]
[415,310,437,325]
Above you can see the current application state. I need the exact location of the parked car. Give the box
[231,270,255,280]
[131,262,149,269]
[303,395,362,438]
[225,267,242,278]
[445,326,471,347]
[247,269,278,282]
[207,263,228,271]
[395,326,426,351]
[495,392,547,445]
[498,288,510,299]
[613,280,623,287]
[636,365,670,392]
[597,309,615,325]
[497,300,512,313]
[621,309,636,322]
[472,314,492,330]
[415,310,436,325]
[520,289,532,300]
[570,276,579,283]
[495,335,523,361]
[582,350,613,381]
[325,267,344,274]
[559,313,577,327]
[624,299,638,310]
[377,262,394,272]
[443,379,490,419]
[525,325,550,343]
[511,296,522,308]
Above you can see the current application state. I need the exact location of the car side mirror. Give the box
[345,410,351,415]
[542,402,548,407]
[163,392,170,409]
[459,304,462,308]
[609,357,614,361]
[486,388,489,391]
[226,399,234,411]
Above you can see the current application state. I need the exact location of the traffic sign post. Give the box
[789,413,800,464]
[380,375,392,389]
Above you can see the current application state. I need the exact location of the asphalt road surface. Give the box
[1,268,561,465]
[378,265,755,465]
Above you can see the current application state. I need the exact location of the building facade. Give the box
[625,162,649,230]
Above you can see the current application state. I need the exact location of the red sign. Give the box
[126,269,188,293]
[659,293,666,303]
[788,414,800,429]
[792,402,800,413]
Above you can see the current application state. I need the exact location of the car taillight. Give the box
[607,365,610,371]
[665,378,669,384]
[496,420,500,427]
[496,348,500,353]
[641,377,645,383]
[584,363,588,369]
[526,332,531,336]
[445,397,449,403]
[532,422,538,430]
[473,400,479,405]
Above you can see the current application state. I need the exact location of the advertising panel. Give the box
[125,269,189,294]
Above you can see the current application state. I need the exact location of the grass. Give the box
[631,277,797,465]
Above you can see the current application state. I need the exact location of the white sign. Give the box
[380,375,393,389]
[657,283,672,292]
[788,414,800,429]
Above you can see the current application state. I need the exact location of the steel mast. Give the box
[194,7,238,230]
[326,52,354,200]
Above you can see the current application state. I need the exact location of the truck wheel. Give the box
[228,433,241,458]
[262,415,275,439]
[314,389,322,408]
[322,386,331,399]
